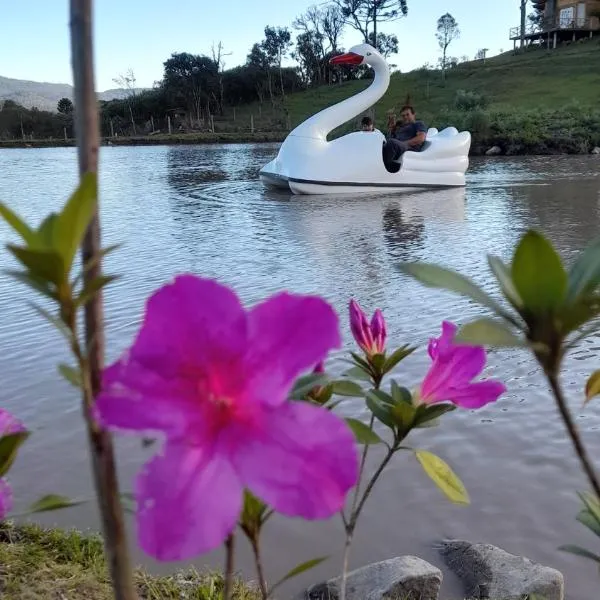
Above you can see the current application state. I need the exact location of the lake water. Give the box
[1,144,599,599]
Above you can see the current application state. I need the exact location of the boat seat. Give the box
[392,140,432,163]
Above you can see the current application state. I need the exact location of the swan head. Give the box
[329,43,385,68]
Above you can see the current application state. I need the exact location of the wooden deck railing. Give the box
[510,16,597,39]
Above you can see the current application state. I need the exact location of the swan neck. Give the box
[290,60,390,140]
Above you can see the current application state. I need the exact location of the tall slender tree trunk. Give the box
[69,2,137,599]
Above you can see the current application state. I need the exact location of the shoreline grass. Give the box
[0,522,260,599]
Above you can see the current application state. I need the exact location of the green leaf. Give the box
[345,418,384,445]
[390,401,416,430]
[7,246,65,285]
[370,353,386,371]
[55,173,97,271]
[289,374,329,400]
[414,403,456,428]
[29,302,72,341]
[365,391,395,428]
[120,492,136,514]
[511,230,567,313]
[577,508,600,536]
[390,380,412,405]
[398,262,511,320]
[331,380,364,397]
[585,370,600,405]
[5,270,58,300]
[578,491,600,528]
[73,243,123,286]
[239,490,270,540]
[350,352,372,372]
[456,318,525,347]
[487,255,523,309]
[270,557,328,593]
[75,274,119,307]
[415,449,470,505]
[38,213,60,247]
[567,235,600,302]
[0,202,38,245]
[0,432,30,477]
[344,366,372,382]
[28,494,84,513]
[558,544,600,564]
[383,345,415,373]
[58,363,82,388]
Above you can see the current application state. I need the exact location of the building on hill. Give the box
[510,0,600,49]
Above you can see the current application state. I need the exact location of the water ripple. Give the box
[1,146,600,598]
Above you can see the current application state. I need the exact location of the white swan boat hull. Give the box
[260,127,470,195]
[259,43,471,196]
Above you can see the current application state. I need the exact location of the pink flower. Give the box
[96,275,358,561]
[419,321,506,409]
[0,408,26,520]
[349,300,386,356]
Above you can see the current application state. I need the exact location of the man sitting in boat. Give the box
[360,116,375,132]
[382,105,427,167]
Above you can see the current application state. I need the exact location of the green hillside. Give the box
[231,39,600,154]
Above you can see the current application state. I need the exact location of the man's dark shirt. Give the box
[391,120,427,150]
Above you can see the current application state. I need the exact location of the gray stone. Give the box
[485,145,502,156]
[591,146,600,155]
[303,556,442,600]
[439,540,564,600]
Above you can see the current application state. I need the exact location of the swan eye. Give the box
[366,52,372,56]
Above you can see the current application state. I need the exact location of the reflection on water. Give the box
[1,145,600,599]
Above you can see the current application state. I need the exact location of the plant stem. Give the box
[339,445,395,600]
[339,373,383,600]
[251,537,269,600]
[547,371,600,500]
[223,534,235,600]
[70,2,137,599]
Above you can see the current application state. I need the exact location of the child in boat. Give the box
[383,104,427,166]
[360,116,375,132]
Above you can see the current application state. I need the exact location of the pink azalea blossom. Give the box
[0,408,26,520]
[419,321,506,409]
[349,300,387,356]
[95,275,359,561]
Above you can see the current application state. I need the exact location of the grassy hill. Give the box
[228,38,600,154]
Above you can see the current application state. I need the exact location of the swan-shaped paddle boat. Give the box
[259,43,471,195]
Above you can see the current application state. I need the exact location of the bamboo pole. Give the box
[69,2,137,599]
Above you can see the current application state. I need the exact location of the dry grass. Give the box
[0,522,260,600]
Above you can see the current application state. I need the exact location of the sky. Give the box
[0,0,521,91]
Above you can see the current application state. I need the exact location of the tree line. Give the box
[1,1,469,140]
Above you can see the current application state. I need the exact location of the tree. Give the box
[475,48,488,62]
[162,53,218,124]
[334,0,407,48]
[293,5,345,85]
[112,68,138,133]
[436,13,460,82]
[262,26,293,98]
[367,30,398,58]
[211,41,232,115]
[57,97,74,114]
[247,43,272,104]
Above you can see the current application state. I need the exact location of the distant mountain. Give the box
[0,75,149,112]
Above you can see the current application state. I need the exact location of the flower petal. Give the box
[95,358,202,438]
[233,402,358,519]
[131,275,247,384]
[0,409,25,436]
[244,293,341,406]
[444,380,506,409]
[421,346,486,403]
[136,441,242,561]
[0,478,13,520]
[349,299,373,353]
[427,321,457,360]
